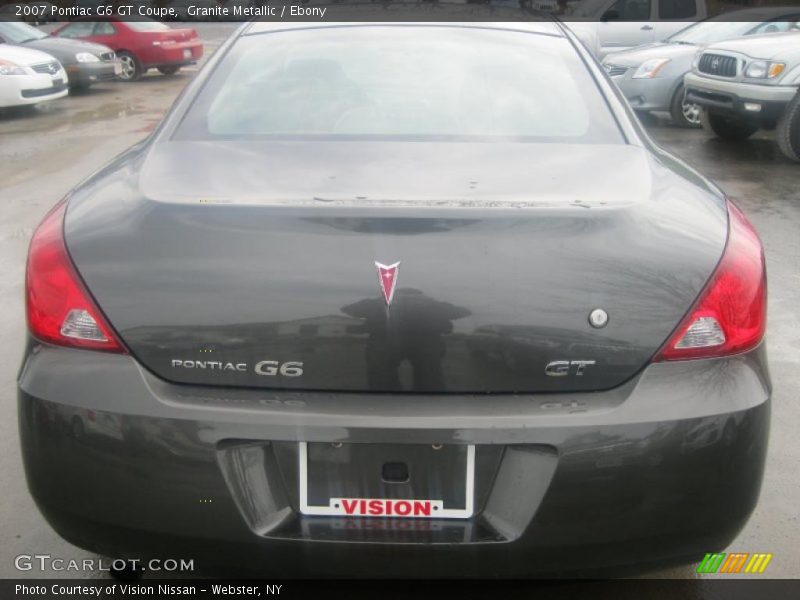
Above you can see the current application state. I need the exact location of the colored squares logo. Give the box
[697,552,773,574]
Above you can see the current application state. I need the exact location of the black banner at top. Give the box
[2,0,800,23]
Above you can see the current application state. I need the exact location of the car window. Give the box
[177,27,623,144]
[58,22,97,39]
[568,0,613,17]
[0,21,48,43]
[659,0,696,20]
[606,0,651,21]
[93,22,116,36]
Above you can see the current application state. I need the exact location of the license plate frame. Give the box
[298,442,475,519]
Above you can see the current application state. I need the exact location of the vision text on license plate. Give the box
[330,498,444,518]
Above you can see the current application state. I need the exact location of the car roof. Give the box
[244,3,561,38]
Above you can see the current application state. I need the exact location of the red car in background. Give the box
[51,18,203,81]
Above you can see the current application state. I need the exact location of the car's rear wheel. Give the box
[158,66,181,76]
[776,92,800,163]
[670,85,702,129]
[117,51,142,82]
[702,109,759,141]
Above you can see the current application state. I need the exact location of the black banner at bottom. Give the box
[3,579,800,600]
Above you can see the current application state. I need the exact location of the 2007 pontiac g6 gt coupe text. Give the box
[19,19,770,577]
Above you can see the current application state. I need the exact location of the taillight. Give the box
[26,201,125,353]
[654,200,766,361]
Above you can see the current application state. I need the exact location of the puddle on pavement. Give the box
[0,98,153,136]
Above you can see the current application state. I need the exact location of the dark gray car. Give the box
[19,20,769,577]
[0,21,117,89]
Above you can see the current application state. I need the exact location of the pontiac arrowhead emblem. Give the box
[375,261,400,306]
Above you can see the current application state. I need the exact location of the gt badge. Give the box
[375,261,400,306]
[545,360,596,377]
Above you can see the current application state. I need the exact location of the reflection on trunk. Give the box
[342,288,470,391]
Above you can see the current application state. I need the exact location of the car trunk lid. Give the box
[152,27,197,45]
[64,141,727,393]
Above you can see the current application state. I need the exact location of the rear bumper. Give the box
[18,343,771,577]
[142,42,203,69]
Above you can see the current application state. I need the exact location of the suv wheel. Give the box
[776,92,800,163]
[702,109,759,141]
[670,86,702,129]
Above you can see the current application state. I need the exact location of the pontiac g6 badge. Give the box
[375,261,400,306]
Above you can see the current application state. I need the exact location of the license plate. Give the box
[114,61,122,75]
[298,442,475,519]
[52,78,62,87]
[183,49,191,59]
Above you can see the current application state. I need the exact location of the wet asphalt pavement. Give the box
[0,23,798,584]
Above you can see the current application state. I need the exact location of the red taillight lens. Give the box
[26,202,125,353]
[654,200,766,361]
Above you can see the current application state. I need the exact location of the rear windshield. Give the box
[176,26,623,144]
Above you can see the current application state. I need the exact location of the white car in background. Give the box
[0,44,68,108]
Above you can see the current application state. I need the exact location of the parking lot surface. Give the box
[0,23,798,581]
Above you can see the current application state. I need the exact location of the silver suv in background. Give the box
[603,8,800,128]
[685,30,800,161]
